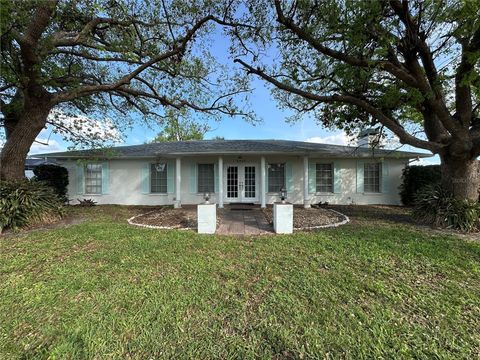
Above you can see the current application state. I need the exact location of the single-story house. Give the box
[37,138,430,207]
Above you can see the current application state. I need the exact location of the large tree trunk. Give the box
[0,105,51,181]
[440,154,480,202]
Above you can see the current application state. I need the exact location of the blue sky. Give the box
[28,24,439,165]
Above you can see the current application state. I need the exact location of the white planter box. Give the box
[197,203,216,234]
[273,203,293,234]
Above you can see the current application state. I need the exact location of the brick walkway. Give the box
[217,209,273,236]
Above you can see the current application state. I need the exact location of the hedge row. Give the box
[400,165,441,206]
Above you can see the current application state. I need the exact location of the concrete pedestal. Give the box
[273,202,293,234]
[197,203,216,234]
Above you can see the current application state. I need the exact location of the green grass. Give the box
[1,206,479,359]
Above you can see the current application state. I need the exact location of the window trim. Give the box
[363,162,382,194]
[315,162,334,194]
[197,163,215,194]
[267,162,286,194]
[150,162,168,194]
[84,163,102,195]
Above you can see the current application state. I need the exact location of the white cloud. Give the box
[413,156,441,166]
[0,111,122,157]
[305,132,356,146]
[306,130,413,151]
[29,138,65,155]
[48,109,122,142]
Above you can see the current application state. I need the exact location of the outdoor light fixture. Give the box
[280,187,287,203]
[204,192,210,204]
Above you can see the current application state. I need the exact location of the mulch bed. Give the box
[130,207,197,229]
[131,205,347,231]
[262,206,346,229]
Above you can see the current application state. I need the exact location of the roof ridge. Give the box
[34,138,432,159]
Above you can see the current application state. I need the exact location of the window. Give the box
[316,163,333,193]
[85,163,102,194]
[150,163,167,193]
[198,164,214,193]
[364,163,381,193]
[268,163,285,192]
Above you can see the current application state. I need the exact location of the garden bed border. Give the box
[127,207,350,232]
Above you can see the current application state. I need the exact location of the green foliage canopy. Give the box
[151,109,209,142]
[231,0,480,154]
[0,0,252,148]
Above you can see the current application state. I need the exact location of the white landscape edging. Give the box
[127,207,350,233]
[127,211,194,231]
[294,209,350,231]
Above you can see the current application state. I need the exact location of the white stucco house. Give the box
[37,138,429,207]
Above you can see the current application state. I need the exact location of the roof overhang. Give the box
[39,150,432,160]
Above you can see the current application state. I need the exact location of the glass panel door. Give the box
[224,164,258,203]
[226,165,239,201]
[243,166,256,200]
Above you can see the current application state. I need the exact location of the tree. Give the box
[151,108,209,141]
[233,0,480,201]
[0,0,250,180]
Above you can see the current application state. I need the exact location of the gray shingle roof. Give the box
[36,139,431,159]
[24,158,58,170]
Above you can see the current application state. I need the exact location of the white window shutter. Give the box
[333,162,342,193]
[285,162,294,193]
[189,163,197,194]
[141,163,150,194]
[381,162,389,193]
[214,163,219,193]
[265,163,269,192]
[356,161,364,193]
[101,162,109,194]
[167,161,174,194]
[76,163,84,195]
[308,162,316,194]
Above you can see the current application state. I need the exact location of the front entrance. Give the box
[225,164,259,203]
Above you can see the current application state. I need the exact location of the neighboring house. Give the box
[24,158,59,178]
[37,138,430,207]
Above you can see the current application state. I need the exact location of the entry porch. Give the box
[170,154,311,208]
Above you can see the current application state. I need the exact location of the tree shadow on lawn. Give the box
[326,204,416,225]
[327,204,480,242]
[0,205,156,237]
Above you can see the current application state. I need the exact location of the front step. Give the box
[227,203,258,211]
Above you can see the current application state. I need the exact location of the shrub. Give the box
[0,180,65,232]
[33,164,69,202]
[400,165,441,205]
[77,198,97,207]
[413,185,480,232]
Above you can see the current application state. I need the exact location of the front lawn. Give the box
[1,206,479,359]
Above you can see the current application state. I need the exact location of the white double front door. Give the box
[224,163,259,203]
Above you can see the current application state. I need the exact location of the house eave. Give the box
[36,150,431,160]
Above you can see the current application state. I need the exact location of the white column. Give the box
[303,156,310,208]
[218,156,224,208]
[260,156,266,208]
[175,157,181,208]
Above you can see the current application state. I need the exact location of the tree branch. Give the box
[388,0,465,137]
[52,15,216,103]
[234,58,441,152]
[273,0,420,88]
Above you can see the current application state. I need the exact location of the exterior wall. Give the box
[263,155,406,206]
[59,155,407,206]
[305,157,406,205]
